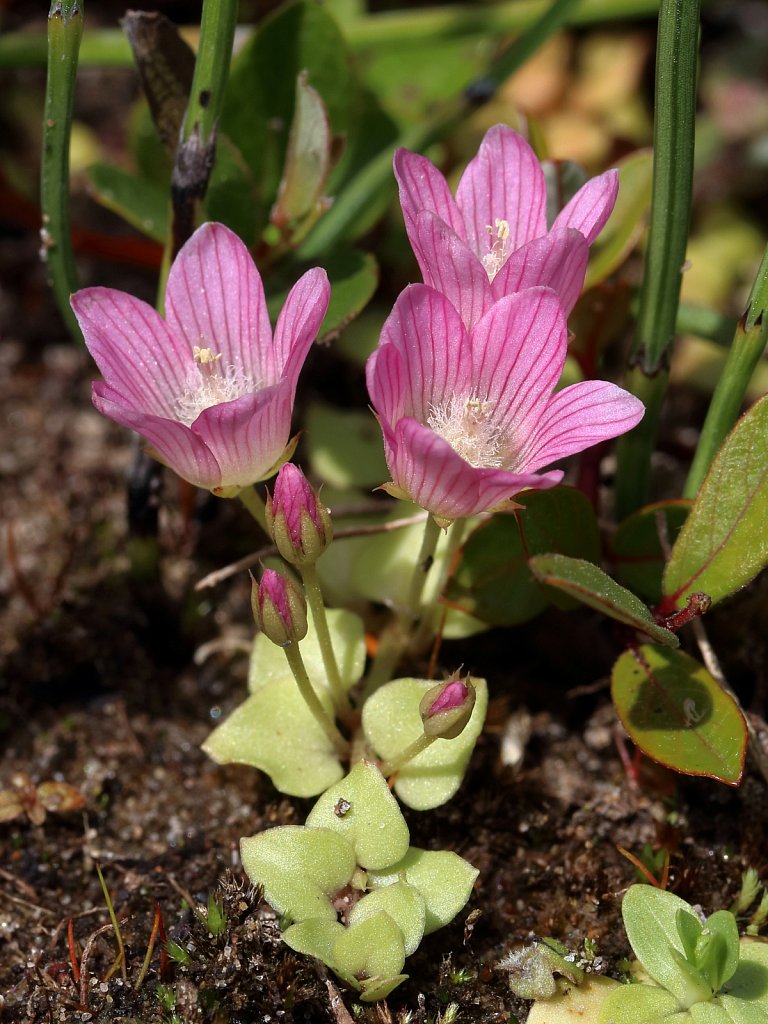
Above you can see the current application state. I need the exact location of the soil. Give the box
[2,340,768,1024]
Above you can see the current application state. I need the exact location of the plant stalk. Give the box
[380,734,435,777]
[41,0,84,342]
[300,562,353,721]
[615,0,700,517]
[282,642,349,757]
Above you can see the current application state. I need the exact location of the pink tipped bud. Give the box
[419,676,476,740]
[251,568,307,647]
[265,463,333,566]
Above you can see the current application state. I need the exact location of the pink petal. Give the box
[551,169,619,245]
[393,148,465,252]
[455,125,547,257]
[389,418,561,520]
[366,342,407,427]
[518,380,645,473]
[72,288,190,419]
[415,211,494,329]
[191,380,294,489]
[375,285,472,422]
[491,228,589,315]
[470,288,567,446]
[92,381,222,489]
[272,267,330,389]
[165,222,275,384]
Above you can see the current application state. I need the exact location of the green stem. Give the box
[300,562,353,721]
[380,734,435,777]
[238,486,268,532]
[614,367,668,519]
[684,245,768,498]
[282,642,349,757]
[181,0,237,147]
[364,514,443,693]
[615,0,700,516]
[41,0,84,343]
[413,517,467,650]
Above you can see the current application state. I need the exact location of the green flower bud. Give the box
[251,568,308,647]
[419,677,476,740]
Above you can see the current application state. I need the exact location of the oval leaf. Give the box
[663,395,768,609]
[529,554,679,647]
[611,646,747,785]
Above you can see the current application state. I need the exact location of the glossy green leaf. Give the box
[201,676,344,796]
[305,402,388,490]
[611,646,747,785]
[368,847,478,935]
[86,163,169,242]
[663,395,768,609]
[584,148,653,290]
[267,246,378,341]
[306,761,410,870]
[240,825,355,922]
[529,554,679,647]
[362,677,488,811]
[248,606,365,696]
[447,487,601,626]
[612,500,691,603]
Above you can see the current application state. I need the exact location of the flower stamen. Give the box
[176,340,259,426]
[427,393,505,468]
[481,218,511,282]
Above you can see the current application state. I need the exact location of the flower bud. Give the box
[419,677,476,740]
[265,464,333,566]
[251,568,307,647]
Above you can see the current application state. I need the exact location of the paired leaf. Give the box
[201,677,345,796]
[528,554,679,647]
[348,880,426,956]
[240,825,355,922]
[368,847,479,935]
[447,488,601,626]
[362,677,488,810]
[611,646,747,785]
[663,395,768,609]
[306,760,410,870]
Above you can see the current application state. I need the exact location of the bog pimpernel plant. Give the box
[10,0,768,1015]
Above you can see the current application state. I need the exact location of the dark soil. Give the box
[2,341,767,1024]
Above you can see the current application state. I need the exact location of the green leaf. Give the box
[267,246,379,341]
[362,677,488,811]
[528,554,679,647]
[204,134,260,244]
[272,71,332,228]
[621,886,713,1006]
[584,148,653,290]
[612,501,691,603]
[663,395,768,609]
[305,402,388,489]
[240,825,355,922]
[305,761,410,870]
[222,0,353,204]
[447,488,601,626]
[282,917,345,969]
[201,677,344,797]
[724,939,768,1003]
[525,977,621,1024]
[597,983,684,1024]
[248,606,365,696]
[696,911,740,992]
[368,847,478,935]
[86,163,169,242]
[334,912,407,1000]
[348,880,426,956]
[611,646,747,785]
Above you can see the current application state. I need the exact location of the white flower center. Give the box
[427,393,505,468]
[175,344,260,426]
[481,218,510,282]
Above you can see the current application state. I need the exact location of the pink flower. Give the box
[71,223,330,494]
[251,567,308,647]
[366,285,643,523]
[394,124,617,329]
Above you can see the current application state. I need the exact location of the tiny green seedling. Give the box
[240,761,478,1001]
[599,885,768,1023]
